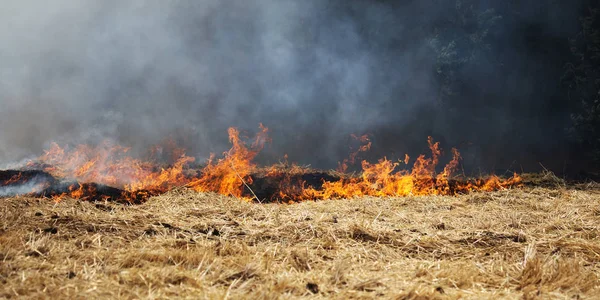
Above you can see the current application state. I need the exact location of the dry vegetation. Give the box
[1,176,600,299]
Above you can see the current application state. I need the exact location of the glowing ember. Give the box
[3,124,521,203]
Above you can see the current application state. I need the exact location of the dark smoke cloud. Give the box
[0,1,585,172]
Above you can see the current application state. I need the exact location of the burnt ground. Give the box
[1,169,523,203]
[1,176,599,299]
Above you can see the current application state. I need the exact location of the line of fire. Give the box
[0,124,522,204]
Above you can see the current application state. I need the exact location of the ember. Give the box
[0,125,522,203]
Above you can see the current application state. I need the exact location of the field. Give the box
[1,175,599,299]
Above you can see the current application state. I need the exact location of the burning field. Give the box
[0,125,522,203]
[1,126,599,299]
[4,0,600,298]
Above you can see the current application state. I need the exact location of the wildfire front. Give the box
[0,125,522,203]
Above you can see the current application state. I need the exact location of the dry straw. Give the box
[1,174,599,299]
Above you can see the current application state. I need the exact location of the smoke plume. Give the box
[0,0,585,173]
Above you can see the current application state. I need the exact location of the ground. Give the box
[1,178,599,299]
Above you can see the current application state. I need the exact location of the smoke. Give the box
[0,175,48,197]
[0,0,585,173]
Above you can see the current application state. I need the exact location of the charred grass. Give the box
[1,183,599,299]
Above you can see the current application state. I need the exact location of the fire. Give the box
[25,139,197,201]
[337,134,372,173]
[8,124,521,203]
[187,124,270,199]
[3,173,24,185]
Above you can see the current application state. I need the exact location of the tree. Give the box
[428,0,502,105]
[564,5,600,167]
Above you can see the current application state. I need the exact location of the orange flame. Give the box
[17,124,521,203]
[337,134,372,173]
[187,124,270,199]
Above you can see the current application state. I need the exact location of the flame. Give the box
[187,124,269,199]
[27,139,196,201]
[303,139,521,201]
[337,134,372,173]
[3,173,24,185]
[10,124,521,203]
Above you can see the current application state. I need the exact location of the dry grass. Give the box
[1,183,600,299]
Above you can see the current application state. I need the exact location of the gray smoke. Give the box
[0,1,584,172]
[0,177,46,197]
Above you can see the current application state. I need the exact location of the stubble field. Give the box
[1,175,599,299]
